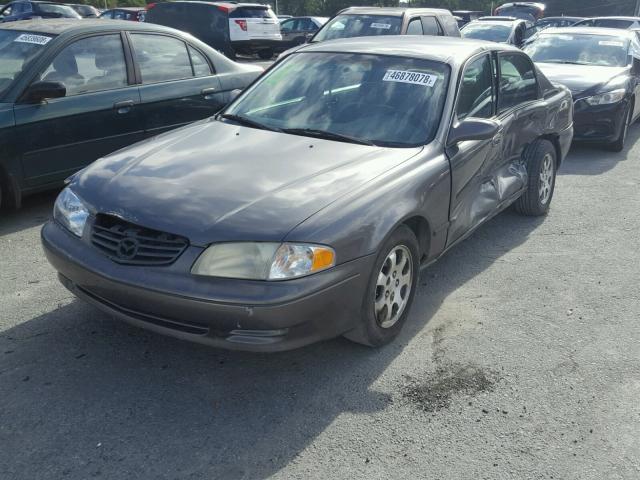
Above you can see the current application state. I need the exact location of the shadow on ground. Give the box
[559,126,640,176]
[0,191,58,237]
[0,211,544,480]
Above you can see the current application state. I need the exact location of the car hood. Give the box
[535,63,629,96]
[73,119,422,246]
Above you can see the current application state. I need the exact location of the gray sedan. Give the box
[42,36,574,352]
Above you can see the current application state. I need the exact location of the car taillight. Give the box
[235,19,247,31]
[146,3,156,9]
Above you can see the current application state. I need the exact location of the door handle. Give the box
[201,87,216,98]
[114,100,134,114]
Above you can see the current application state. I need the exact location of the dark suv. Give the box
[145,1,282,59]
[0,1,81,22]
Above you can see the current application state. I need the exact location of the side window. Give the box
[421,16,442,36]
[188,45,212,77]
[280,19,295,32]
[456,54,494,121]
[300,18,316,31]
[0,4,13,16]
[406,18,423,35]
[130,34,194,83]
[39,34,127,96]
[498,53,538,112]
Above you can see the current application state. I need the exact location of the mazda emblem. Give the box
[117,237,139,260]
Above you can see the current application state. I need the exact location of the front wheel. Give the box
[257,49,274,60]
[344,225,419,347]
[606,103,631,152]
[514,139,557,216]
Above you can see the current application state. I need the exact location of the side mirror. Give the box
[23,81,66,103]
[448,118,500,146]
[632,56,640,75]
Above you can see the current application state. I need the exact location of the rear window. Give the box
[313,14,402,42]
[592,19,634,29]
[230,7,274,19]
[34,3,80,17]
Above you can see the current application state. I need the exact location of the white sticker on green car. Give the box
[598,40,624,47]
[370,23,392,29]
[382,70,437,86]
[14,34,52,45]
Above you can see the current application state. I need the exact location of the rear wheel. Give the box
[257,49,274,60]
[344,225,419,347]
[514,139,556,216]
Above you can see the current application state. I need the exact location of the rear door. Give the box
[228,5,280,41]
[13,32,143,187]
[128,32,225,136]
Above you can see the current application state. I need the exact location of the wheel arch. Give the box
[401,215,431,263]
[537,134,562,168]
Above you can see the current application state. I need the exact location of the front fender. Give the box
[285,146,451,266]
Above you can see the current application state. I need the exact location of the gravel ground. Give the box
[1,128,639,479]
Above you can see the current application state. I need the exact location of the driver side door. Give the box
[445,53,503,245]
[13,33,143,187]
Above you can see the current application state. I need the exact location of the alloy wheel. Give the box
[374,245,413,329]
[538,153,554,205]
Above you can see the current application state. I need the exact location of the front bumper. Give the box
[572,99,628,143]
[41,221,374,352]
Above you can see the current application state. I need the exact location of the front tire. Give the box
[514,139,557,217]
[607,103,631,152]
[344,225,419,347]
[257,49,273,60]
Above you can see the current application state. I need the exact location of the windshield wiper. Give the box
[282,128,376,146]
[218,113,282,132]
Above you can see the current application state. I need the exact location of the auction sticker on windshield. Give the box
[371,23,392,29]
[14,34,52,45]
[383,70,437,86]
[599,40,624,47]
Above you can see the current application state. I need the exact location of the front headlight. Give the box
[583,89,626,106]
[191,242,336,280]
[53,188,89,237]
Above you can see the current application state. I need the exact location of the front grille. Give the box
[91,214,188,266]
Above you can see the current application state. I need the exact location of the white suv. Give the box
[228,3,282,59]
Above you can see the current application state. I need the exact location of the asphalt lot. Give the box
[2,124,640,479]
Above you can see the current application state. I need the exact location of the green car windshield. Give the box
[0,30,53,98]
[225,52,451,147]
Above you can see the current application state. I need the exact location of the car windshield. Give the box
[0,30,52,97]
[524,33,630,67]
[575,19,634,29]
[313,14,402,42]
[224,52,450,147]
[462,23,512,42]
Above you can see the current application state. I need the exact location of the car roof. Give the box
[540,26,636,38]
[467,20,518,27]
[537,16,583,21]
[0,18,179,35]
[579,16,640,21]
[297,35,518,67]
[106,7,144,11]
[337,7,452,17]
[168,1,270,7]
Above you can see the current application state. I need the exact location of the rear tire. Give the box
[224,46,237,61]
[344,225,419,347]
[606,103,630,152]
[257,49,274,60]
[514,139,556,217]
